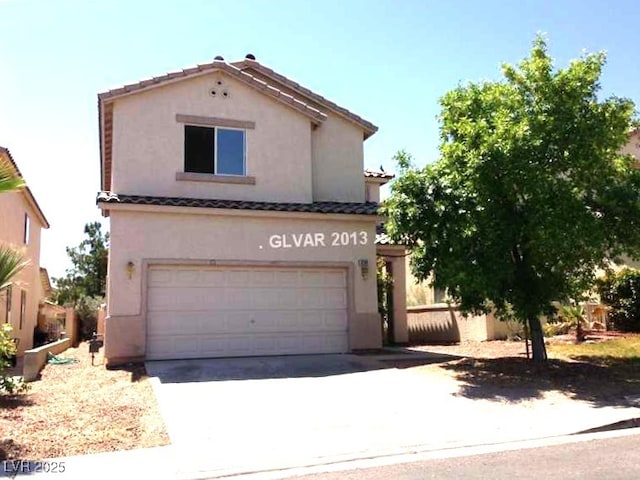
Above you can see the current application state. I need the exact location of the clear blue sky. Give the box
[1,0,639,278]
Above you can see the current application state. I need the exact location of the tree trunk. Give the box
[528,316,547,363]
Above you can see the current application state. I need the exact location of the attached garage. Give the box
[146,264,349,360]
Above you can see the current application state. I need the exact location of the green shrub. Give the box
[407,283,431,307]
[543,321,572,337]
[75,295,103,341]
[596,268,640,332]
[0,323,29,394]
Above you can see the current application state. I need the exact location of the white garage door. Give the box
[146,265,349,360]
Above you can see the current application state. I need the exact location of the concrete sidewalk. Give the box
[3,352,639,479]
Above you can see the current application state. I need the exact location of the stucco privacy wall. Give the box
[311,114,365,203]
[104,209,380,361]
[110,72,313,203]
[407,305,522,343]
[0,190,44,355]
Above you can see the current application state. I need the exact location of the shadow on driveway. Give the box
[145,350,460,383]
[441,356,640,408]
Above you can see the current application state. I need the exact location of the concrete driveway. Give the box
[145,354,640,479]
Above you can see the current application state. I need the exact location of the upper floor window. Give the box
[24,213,30,244]
[184,125,246,176]
[4,285,12,324]
[19,290,26,330]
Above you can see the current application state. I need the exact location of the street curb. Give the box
[190,425,640,480]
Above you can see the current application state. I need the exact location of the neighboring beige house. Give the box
[36,267,69,342]
[620,126,640,159]
[0,146,50,355]
[97,55,408,364]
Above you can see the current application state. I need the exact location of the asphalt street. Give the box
[286,431,640,480]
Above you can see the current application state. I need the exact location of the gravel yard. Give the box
[0,343,169,461]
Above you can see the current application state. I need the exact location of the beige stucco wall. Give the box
[407,305,488,343]
[23,337,71,382]
[110,72,314,203]
[620,131,640,159]
[0,189,45,355]
[365,183,377,203]
[104,207,380,361]
[239,66,368,203]
[406,305,519,343]
[311,114,365,202]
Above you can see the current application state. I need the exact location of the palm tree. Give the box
[0,155,29,291]
[0,155,26,192]
[0,247,28,291]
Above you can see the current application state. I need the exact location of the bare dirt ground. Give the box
[0,343,169,461]
[410,330,633,359]
[406,333,640,406]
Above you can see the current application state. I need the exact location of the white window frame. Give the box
[183,125,247,177]
[24,213,30,245]
[211,126,247,176]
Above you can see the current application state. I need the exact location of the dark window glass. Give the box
[24,214,30,244]
[184,126,214,173]
[5,285,12,324]
[216,129,245,175]
[19,290,26,330]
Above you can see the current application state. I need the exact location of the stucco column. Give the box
[391,255,408,343]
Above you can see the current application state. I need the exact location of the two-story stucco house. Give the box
[0,146,50,355]
[97,55,407,365]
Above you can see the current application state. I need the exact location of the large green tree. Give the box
[383,36,640,362]
[53,222,109,306]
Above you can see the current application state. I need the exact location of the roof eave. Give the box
[232,59,378,139]
[0,147,50,228]
[98,99,105,192]
[97,63,327,123]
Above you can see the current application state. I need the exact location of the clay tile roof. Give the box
[364,169,394,179]
[0,146,50,228]
[96,192,380,216]
[39,267,53,297]
[98,61,326,123]
[98,58,349,192]
[232,59,378,139]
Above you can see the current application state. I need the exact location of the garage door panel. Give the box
[148,287,226,312]
[148,332,349,360]
[148,311,231,335]
[325,271,347,287]
[148,269,172,286]
[146,266,349,360]
[325,288,348,308]
[300,271,326,287]
[251,270,276,285]
[200,270,226,285]
[228,270,250,285]
[173,337,200,356]
[299,288,327,308]
[223,311,254,331]
[223,287,249,309]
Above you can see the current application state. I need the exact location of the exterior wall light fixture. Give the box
[358,259,369,280]
[126,261,135,279]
